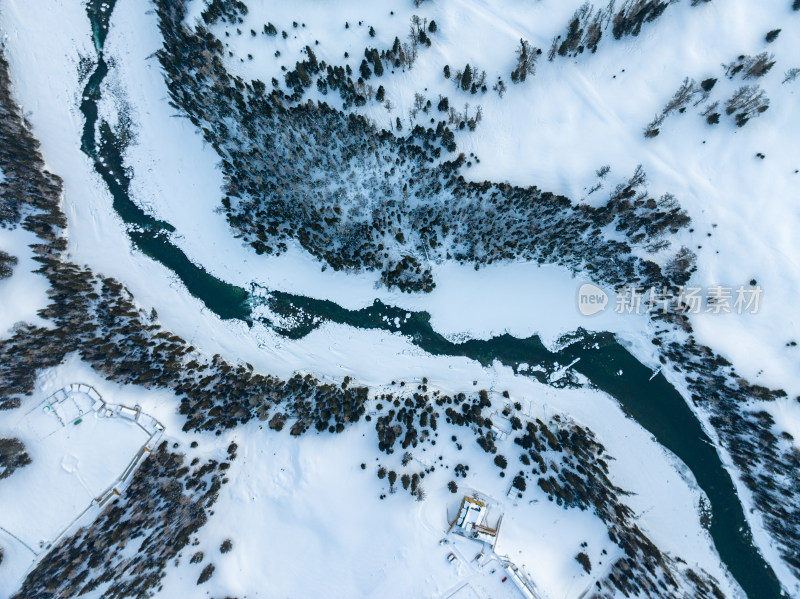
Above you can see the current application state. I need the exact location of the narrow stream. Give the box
[76,2,785,597]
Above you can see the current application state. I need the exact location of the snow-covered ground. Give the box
[0,227,52,338]
[3,356,733,599]
[0,374,152,597]
[151,420,616,599]
[1,0,797,596]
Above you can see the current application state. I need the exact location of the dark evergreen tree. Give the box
[460,64,472,91]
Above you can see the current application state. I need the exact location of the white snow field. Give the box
[148,400,687,599]
[0,0,797,597]
[0,377,156,598]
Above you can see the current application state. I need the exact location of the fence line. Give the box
[15,384,164,563]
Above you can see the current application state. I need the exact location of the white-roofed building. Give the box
[449,495,502,547]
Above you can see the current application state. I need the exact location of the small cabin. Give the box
[449,496,501,546]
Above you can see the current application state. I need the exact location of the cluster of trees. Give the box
[610,0,673,40]
[200,0,248,25]
[370,386,507,497]
[514,418,622,511]
[244,15,435,109]
[0,438,31,480]
[725,85,770,127]
[549,0,709,59]
[550,1,607,58]
[724,52,776,80]
[512,417,726,598]
[197,563,215,585]
[575,551,592,573]
[706,53,774,127]
[409,14,434,49]
[369,384,543,500]
[376,462,427,500]
[382,33,418,70]
[442,103,481,132]
[0,58,67,238]
[453,63,487,94]
[658,323,800,578]
[644,77,712,137]
[373,387,442,453]
[645,54,774,136]
[510,39,540,83]
[14,442,229,598]
[284,45,322,99]
[0,250,17,279]
[155,1,694,295]
[281,19,429,108]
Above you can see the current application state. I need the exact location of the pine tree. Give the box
[460,64,472,91]
[360,59,371,80]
